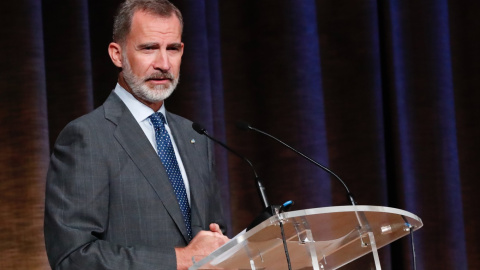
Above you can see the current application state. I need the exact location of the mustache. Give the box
[145,72,174,81]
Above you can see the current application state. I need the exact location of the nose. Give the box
[153,50,170,72]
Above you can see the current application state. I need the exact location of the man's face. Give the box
[121,10,184,104]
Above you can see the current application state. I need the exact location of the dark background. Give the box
[1,0,479,269]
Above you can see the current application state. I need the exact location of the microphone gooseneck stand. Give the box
[192,123,270,210]
[192,123,293,270]
[236,121,357,206]
[236,121,418,270]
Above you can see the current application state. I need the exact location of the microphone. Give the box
[193,123,295,269]
[192,122,270,209]
[236,121,357,206]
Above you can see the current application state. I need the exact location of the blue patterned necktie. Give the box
[149,112,192,241]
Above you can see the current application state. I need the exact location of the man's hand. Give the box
[175,223,229,270]
[208,223,224,235]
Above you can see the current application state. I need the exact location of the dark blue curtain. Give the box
[1,0,478,269]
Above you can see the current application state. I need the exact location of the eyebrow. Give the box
[136,42,160,50]
[136,42,182,50]
[167,43,183,49]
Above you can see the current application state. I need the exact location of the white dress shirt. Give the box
[113,84,191,203]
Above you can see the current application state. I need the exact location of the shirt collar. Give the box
[113,83,167,124]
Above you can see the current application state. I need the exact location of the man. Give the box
[44,0,228,269]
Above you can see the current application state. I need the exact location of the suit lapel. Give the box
[167,112,208,233]
[103,93,190,242]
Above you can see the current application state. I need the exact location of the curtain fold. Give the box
[43,0,95,147]
[0,1,50,269]
[0,0,479,269]
[381,0,467,268]
[448,1,480,268]
[170,0,232,234]
[315,1,393,268]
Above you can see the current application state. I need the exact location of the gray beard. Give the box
[122,57,179,103]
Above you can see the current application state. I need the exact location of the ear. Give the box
[179,42,185,57]
[108,42,123,68]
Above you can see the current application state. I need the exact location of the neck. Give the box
[118,72,164,112]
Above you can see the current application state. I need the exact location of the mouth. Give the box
[147,78,171,84]
[145,74,174,85]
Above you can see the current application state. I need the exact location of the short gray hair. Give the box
[112,0,183,45]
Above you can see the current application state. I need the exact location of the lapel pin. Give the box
[190,139,196,144]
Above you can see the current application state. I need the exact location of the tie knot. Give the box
[149,112,166,129]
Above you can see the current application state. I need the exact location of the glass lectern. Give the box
[190,205,422,270]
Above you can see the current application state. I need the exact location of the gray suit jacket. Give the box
[44,92,225,270]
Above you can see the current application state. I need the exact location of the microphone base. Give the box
[246,205,280,231]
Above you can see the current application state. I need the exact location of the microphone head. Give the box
[236,121,252,131]
[192,122,207,135]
